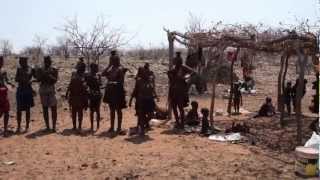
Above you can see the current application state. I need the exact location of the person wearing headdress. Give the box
[173,52,183,66]
[34,56,58,132]
[108,50,120,68]
[167,51,195,129]
[76,57,86,71]
[102,51,128,135]
[129,64,158,135]
[86,63,102,132]
[66,61,88,132]
[15,57,35,133]
[143,63,156,88]
[0,56,14,136]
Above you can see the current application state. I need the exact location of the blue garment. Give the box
[16,85,34,111]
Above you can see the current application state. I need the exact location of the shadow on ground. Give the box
[125,135,153,144]
[25,129,55,139]
[60,129,93,137]
[160,128,189,136]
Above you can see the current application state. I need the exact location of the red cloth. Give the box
[0,87,10,113]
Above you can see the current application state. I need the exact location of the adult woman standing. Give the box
[102,50,128,135]
[15,57,35,133]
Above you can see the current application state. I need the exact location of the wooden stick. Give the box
[277,54,285,112]
[167,31,174,120]
[295,47,307,145]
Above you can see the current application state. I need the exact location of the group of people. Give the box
[283,79,307,115]
[0,55,59,136]
[253,79,308,118]
[62,50,130,135]
[0,50,201,137]
[1,50,301,137]
[0,51,131,137]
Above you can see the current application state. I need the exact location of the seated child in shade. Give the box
[201,108,210,135]
[254,97,275,118]
[185,101,200,126]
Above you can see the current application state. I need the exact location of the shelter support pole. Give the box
[280,53,290,127]
[295,48,307,145]
[209,74,217,128]
[167,32,174,120]
[210,47,225,128]
[227,60,235,115]
[277,54,285,111]
[227,48,240,115]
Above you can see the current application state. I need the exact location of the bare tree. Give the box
[58,15,127,65]
[0,39,13,57]
[185,12,206,33]
[55,36,71,59]
[33,35,48,64]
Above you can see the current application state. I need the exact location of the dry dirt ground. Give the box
[0,56,318,180]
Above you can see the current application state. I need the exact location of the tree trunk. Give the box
[227,48,240,115]
[210,47,224,124]
[282,55,290,92]
[209,74,217,129]
[277,54,285,111]
[280,54,289,127]
[227,60,235,115]
[97,56,100,66]
[295,49,307,145]
[167,32,174,120]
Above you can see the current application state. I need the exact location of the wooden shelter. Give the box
[165,27,318,144]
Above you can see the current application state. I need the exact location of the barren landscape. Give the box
[0,55,317,180]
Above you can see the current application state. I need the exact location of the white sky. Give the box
[0,0,319,51]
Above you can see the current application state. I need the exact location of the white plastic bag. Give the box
[304,132,320,151]
[209,133,242,142]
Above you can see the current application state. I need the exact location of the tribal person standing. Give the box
[15,57,35,133]
[108,50,119,68]
[0,56,14,136]
[102,50,128,135]
[86,63,102,132]
[35,56,58,132]
[168,52,194,129]
[66,62,88,132]
[130,66,158,135]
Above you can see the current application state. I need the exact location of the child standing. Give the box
[66,62,88,132]
[232,83,242,114]
[86,63,102,132]
[130,69,157,136]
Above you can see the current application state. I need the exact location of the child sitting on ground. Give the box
[254,97,275,118]
[185,101,200,126]
[201,108,210,135]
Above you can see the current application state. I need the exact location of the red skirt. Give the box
[0,87,10,113]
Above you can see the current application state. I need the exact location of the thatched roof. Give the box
[165,29,318,55]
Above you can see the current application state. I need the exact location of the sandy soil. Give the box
[0,56,318,180]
